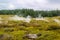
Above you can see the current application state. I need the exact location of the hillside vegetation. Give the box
[0,9,60,17]
[0,15,60,40]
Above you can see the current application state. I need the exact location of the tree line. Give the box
[0,9,60,17]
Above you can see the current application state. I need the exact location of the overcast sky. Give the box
[0,0,60,10]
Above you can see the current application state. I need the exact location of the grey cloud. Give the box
[48,0,60,4]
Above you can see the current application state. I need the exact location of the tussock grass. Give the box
[0,16,60,40]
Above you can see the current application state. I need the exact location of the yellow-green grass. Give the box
[0,15,60,40]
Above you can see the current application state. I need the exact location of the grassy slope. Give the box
[0,15,60,40]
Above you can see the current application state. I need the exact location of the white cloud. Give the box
[0,0,60,10]
[14,0,48,10]
[8,3,15,9]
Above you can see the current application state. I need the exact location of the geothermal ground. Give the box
[0,15,60,40]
